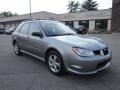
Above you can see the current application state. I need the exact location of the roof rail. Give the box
[22,19,38,22]
[22,19,56,23]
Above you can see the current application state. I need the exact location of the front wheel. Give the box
[13,42,22,55]
[47,51,65,75]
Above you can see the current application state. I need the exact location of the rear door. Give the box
[16,23,30,51]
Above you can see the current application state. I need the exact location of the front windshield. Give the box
[40,21,77,36]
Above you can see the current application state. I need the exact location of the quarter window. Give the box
[28,22,40,35]
[19,23,29,34]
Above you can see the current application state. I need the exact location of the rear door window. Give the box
[19,23,30,34]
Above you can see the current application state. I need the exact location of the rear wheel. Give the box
[47,51,65,75]
[13,42,22,55]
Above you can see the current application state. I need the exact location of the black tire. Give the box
[47,51,65,76]
[13,42,22,55]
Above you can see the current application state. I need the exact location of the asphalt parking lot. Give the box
[0,33,120,90]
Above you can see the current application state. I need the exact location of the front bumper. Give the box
[66,51,112,75]
[68,60,111,75]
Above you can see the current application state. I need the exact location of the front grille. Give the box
[103,48,109,55]
[93,48,109,56]
[93,50,100,55]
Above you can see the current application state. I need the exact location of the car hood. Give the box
[51,35,107,50]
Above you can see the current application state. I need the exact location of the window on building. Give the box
[28,22,40,35]
[79,20,89,29]
[95,19,108,32]
[65,21,74,27]
[19,23,30,34]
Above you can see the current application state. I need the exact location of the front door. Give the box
[27,22,45,58]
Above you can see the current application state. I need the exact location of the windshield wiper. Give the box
[60,33,76,35]
[47,33,76,37]
[47,34,62,37]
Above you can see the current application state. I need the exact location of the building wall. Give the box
[0,20,23,29]
[58,9,111,21]
[112,0,120,31]
[63,19,111,32]
[0,10,112,32]
[0,24,4,28]
[59,9,111,32]
[89,20,95,31]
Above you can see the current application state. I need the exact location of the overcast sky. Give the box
[0,0,112,15]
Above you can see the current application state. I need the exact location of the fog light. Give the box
[71,65,82,69]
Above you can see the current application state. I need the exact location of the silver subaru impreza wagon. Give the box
[12,20,112,75]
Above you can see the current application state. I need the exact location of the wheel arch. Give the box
[12,40,17,45]
[45,47,63,62]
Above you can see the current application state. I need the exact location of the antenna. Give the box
[29,0,32,19]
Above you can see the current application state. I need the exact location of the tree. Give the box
[81,0,98,11]
[67,1,80,13]
[0,11,18,18]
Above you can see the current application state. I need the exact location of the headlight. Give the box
[72,47,94,56]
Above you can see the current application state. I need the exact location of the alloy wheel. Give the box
[48,54,61,73]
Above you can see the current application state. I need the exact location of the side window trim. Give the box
[18,23,25,32]
[39,22,46,36]
[27,23,30,34]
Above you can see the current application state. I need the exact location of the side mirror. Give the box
[32,32,43,38]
